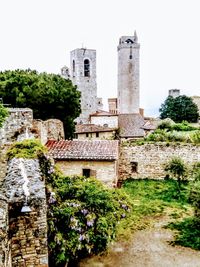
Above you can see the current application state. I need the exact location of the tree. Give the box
[159,95,199,123]
[0,69,81,138]
[165,157,187,192]
[0,103,8,128]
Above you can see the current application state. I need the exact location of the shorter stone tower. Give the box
[70,48,97,124]
[117,32,140,114]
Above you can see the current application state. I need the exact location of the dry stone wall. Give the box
[119,142,200,180]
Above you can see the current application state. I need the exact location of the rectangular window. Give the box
[131,162,138,173]
[82,169,91,178]
[96,132,99,137]
[86,133,89,137]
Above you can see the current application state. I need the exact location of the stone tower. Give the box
[70,48,97,124]
[117,31,140,114]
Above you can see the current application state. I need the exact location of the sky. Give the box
[0,0,200,116]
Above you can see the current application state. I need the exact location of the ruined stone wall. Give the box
[0,108,33,145]
[0,145,10,187]
[119,143,200,180]
[0,194,11,267]
[9,203,48,267]
[32,119,64,145]
[1,158,48,267]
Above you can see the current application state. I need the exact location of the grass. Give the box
[116,179,191,240]
[167,217,200,250]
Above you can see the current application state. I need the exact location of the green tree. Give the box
[0,69,81,138]
[159,95,199,123]
[165,157,187,192]
[0,103,8,128]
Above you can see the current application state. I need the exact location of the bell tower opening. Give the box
[84,59,90,77]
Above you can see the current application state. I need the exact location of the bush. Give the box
[47,175,132,266]
[168,217,200,250]
[0,103,8,128]
[190,181,200,220]
[6,139,47,160]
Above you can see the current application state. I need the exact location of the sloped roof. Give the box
[46,140,119,160]
[118,113,145,137]
[141,121,157,130]
[75,124,115,133]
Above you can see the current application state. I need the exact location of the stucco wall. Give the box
[90,115,118,128]
[56,160,118,186]
[77,131,114,140]
[119,143,200,180]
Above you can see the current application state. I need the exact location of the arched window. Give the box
[84,59,90,77]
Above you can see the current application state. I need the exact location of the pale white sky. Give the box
[0,0,200,116]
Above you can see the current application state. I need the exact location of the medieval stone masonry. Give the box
[119,142,200,180]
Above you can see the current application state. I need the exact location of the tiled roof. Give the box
[46,140,119,160]
[141,121,157,130]
[118,114,145,137]
[75,124,115,133]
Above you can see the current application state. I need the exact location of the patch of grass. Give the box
[116,179,191,239]
[167,217,200,250]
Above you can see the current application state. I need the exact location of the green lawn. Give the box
[117,179,199,250]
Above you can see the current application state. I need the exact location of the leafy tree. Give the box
[165,157,187,192]
[0,69,81,138]
[159,95,199,123]
[0,103,8,128]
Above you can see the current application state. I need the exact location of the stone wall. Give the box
[1,158,48,267]
[0,145,10,187]
[0,194,10,267]
[119,143,200,180]
[0,108,33,145]
[32,119,65,145]
[56,160,118,187]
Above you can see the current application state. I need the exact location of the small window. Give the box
[84,59,90,77]
[86,133,89,137]
[131,162,138,173]
[83,169,90,178]
[96,132,99,137]
[73,60,75,73]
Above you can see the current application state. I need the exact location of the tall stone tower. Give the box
[70,48,97,124]
[117,31,140,114]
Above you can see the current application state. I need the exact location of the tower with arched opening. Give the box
[70,48,97,124]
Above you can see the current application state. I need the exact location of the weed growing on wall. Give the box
[6,139,47,160]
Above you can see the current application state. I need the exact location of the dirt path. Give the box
[79,216,200,267]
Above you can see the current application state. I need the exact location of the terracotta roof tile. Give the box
[46,140,119,160]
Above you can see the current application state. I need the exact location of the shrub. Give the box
[190,130,200,144]
[0,103,9,128]
[6,139,47,160]
[47,175,132,266]
[190,181,200,220]
[164,157,188,192]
